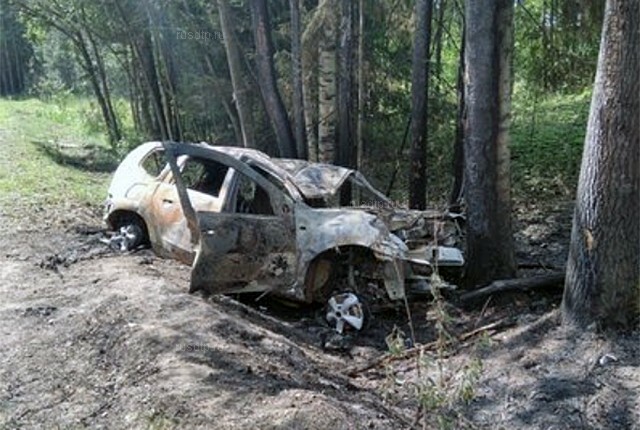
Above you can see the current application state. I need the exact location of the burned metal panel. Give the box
[287,164,354,199]
[140,181,223,264]
[294,205,408,301]
[190,212,297,297]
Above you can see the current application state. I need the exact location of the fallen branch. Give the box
[518,261,564,271]
[460,272,565,302]
[344,318,515,377]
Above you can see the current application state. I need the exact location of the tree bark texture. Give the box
[290,0,307,159]
[337,0,355,204]
[463,0,517,286]
[250,0,297,158]
[317,0,338,164]
[409,0,433,210]
[218,0,256,148]
[562,0,639,330]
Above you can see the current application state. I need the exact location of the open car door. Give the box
[164,143,299,299]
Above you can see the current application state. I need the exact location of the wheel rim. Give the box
[326,292,364,334]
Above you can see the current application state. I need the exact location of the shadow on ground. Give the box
[32,140,119,173]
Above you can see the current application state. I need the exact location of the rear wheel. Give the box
[116,223,144,251]
[107,212,149,251]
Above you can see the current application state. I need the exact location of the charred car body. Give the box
[104,142,464,332]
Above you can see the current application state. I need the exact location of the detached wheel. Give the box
[326,292,365,334]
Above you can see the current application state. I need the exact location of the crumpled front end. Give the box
[295,206,410,302]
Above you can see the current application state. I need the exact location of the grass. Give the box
[0,97,116,208]
[511,87,591,200]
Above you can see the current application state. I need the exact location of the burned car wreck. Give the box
[104,141,464,332]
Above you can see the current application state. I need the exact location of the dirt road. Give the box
[0,202,416,428]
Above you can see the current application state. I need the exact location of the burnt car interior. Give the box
[234,173,274,215]
[141,148,167,177]
[179,157,229,198]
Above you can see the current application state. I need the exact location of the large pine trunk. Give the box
[408,0,433,210]
[562,0,639,330]
[463,0,516,286]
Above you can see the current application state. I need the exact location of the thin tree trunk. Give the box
[562,0,639,330]
[302,40,319,161]
[204,53,242,146]
[317,0,338,164]
[450,25,465,208]
[409,0,433,210]
[217,0,255,148]
[86,28,121,143]
[433,0,446,87]
[302,6,321,162]
[73,31,120,146]
[463,0,516,286]
[337,0,355,204]
[356,0,366,175]
[290,0,307,159]
[250,0,297,158]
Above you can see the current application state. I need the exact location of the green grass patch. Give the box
[511,87,591,199]
[0,97,117,208]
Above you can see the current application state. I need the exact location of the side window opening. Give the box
[235,173,274,215]
[141,149,167,177]
[180,157,229,198]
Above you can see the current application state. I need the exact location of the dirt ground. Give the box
[0,197,638,429]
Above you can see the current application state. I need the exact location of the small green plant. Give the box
[144,409,178,430]
[381,273,485,429]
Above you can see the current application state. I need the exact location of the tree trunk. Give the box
[86,28,121,144]
[432,0,446,88]
[409,0,433,210]
[73,31,121,146]
[463,0,516,286]
[302,37,319,161]
[290,0,307,159]
[337,0,355,204]
[217,0,256,148]
[562,0,639,330]
[301,2,322,161]
[250,0,297,158]
[317,0,338,164]
[450,25,465,209]
[356,0,366,175]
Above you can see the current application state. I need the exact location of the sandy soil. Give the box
[0,198,637,429]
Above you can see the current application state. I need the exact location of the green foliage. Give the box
[0,0,33,96]
[0,98,113,207]
[511,86,591,199]
[7,0,600,208]
[381,276,485,429]
[514,0,603,92]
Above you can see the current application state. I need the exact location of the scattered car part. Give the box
[326,293,365,334]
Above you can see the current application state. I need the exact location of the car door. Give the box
[165,145,298,298]
[142,155,233,263]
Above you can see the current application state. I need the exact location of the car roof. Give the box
[168,142,358,200]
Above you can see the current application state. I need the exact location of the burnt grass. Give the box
[0,201,638,429]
